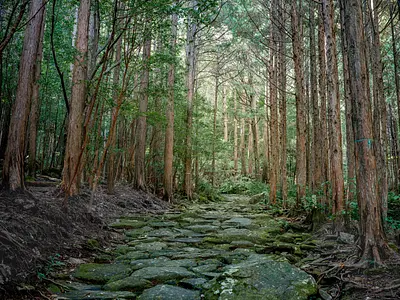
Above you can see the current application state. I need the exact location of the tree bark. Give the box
[291,0,307,205]
[278,0,287,203]
[322,0,345,232]
[163,9,178,202]
[183,0,197,199]
[62,0,90,197]
[133,37,151,191]
[367,0,388,220]
[310,1,321,194]
[342,0,391,264]
[2,0,45,191]
[269,0,278,204]
[28,9,46,178]
[318,5,329,206]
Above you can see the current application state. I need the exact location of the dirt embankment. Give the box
[0,184,170,298]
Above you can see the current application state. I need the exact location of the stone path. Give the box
[52,195,318,299]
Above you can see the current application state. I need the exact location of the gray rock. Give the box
[186,225,219,233]
[115,251,149,262]
[161,259,197,268]
[130,266,196,282]
[148,221,178,228]
[167,238,203,244]
[192,264,220,274]
[179,277,208,289]
[103,277,151,292]
[138,285,201,300]
[205,254,317,300]
[147,228,177,237]
[135,241,168,251]
[130,257,171,270]
[223,217,253,228]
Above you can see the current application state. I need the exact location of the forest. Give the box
[1,0,400,299]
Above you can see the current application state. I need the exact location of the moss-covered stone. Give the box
[204,254,317,300]
[73,263,132,284]
[109,219,146,229]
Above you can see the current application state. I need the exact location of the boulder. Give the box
[205,254,317,300]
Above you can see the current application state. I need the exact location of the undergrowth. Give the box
[219,176,268,196]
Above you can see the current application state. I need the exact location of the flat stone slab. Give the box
[223,217,253,228]
[115,251,149,262]
[147,229,177,238]
[161,259,197,268]
[135,242,168,251]
[130,257,171,270]
[186,225,219,233]
[73,263,132,284]
[103,277,151,292]
[148,221,178,228]
[130,266,196,282]
[138,285,201,300]
[179,278,208,290]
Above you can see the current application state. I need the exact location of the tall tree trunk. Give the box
[240,102,247,176]
[278,0,287,203]
[163,9,178,202]
[390,4,400,192]
[223,85,228,142]
[322,0,345,232]
[62,0,90,197]
[263,78,269,183]
[134,37,151,190]
[2,0,45,191]
[183,0,197,199]
[107,33,122,194]
[247,121,253,175]
[233,91,238,173]
[291,0,307,205]
[339,0,356,211]
[28,10,46,178]
[251,94,260,179]
[342,0,391,263]
[310,1,321,194]
[269,0,278,204]
[88,0,99,79]
[368,0,388,220]
[211,70,219,186]
[318,5,329,206]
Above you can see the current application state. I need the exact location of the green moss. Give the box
[87,238,100,249]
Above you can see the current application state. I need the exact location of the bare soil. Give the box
[0,182,170,299]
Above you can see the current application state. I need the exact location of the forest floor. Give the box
[0,182,400,299]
